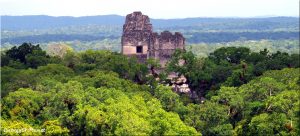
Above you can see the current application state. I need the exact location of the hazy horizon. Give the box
[0,0,298,19]
[1,14,299,19]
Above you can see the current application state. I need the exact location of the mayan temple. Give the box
[121,11,185,67]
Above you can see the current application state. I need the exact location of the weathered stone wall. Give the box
[121,11,152,56]
[121,11,185,67]
[149,31,185,67]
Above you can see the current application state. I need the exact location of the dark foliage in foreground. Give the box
[1,43,299,135]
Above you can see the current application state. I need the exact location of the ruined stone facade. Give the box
[121,11,185,67]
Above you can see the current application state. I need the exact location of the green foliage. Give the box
[1,48,200,135]
[42,120,69,135]
[167,46,299,101]
[1,88,45,124]
[248,113,289,136]
[209,47,250,64]
[1,64,74,97]
[154,85,185,113]
[5,43,42,63]
[184,102,233,136]
[25,50,50,68]
[213,68,300,135]
[167,49,213,96]
[69,50,149,83]
[1,43,54,69]
[1,45,299,136]
[1,77,199,135]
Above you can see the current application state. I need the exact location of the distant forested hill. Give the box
[2,15,299,31]
[1,15,125,30]
[1,15,299,53]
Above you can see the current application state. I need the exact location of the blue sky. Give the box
[0,0,298,18]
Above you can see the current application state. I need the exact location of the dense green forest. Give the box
[1,14,299,136]
[1,43,299,135]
